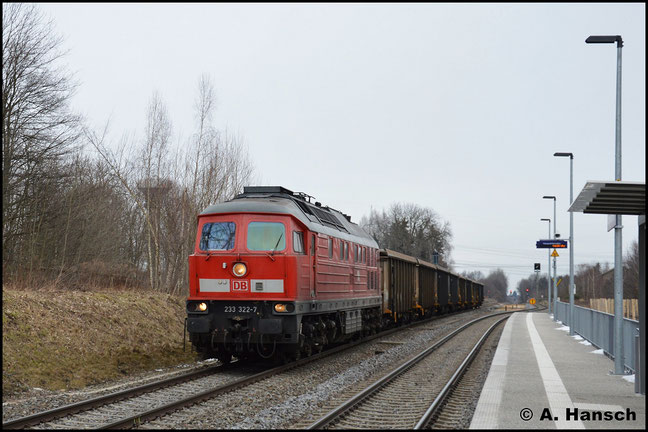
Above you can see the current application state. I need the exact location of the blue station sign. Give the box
[536,239,568,249]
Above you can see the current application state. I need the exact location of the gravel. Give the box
[143,306,498,429]
[3,300,503,429]
[2,359,219,423]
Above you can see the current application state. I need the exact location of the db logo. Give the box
[232,280,249,292]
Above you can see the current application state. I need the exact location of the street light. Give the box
[541,218,552,314]
[586,34,624,375]
[555,152,575,336]
[543,195,557,320]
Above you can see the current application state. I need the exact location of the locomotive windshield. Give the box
[247,222,286,251]
[200,222,236,250]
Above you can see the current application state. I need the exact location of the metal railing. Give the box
[555,300,639,372]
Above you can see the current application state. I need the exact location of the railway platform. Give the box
[470,311,645,429]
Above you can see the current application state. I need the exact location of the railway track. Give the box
[301,310,522,429]
[4,305,520,430]
[3,307,485,430]
[425,306,545,430]
[1,363,243,429]
[424,321,503,430]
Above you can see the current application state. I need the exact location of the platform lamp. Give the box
[554,152,575,335]
[541,218,552,314]
[543,195,557,320]
[586,34,625,375]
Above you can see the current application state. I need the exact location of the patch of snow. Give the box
[622,374,635,383]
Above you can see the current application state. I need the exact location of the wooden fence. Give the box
[589,298,639,321]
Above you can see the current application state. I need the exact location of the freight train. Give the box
[186,186,483,363]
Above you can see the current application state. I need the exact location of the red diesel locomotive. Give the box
[186,186,483,363]
[186,186,382,363]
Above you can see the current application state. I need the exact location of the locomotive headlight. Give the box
[187,301,208,313]
[232,262,247,277]
[274,303,295,313]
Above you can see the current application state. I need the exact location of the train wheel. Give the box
[303,343,312,357]
[276,351,290,365]
[201,350,216,361]
[217,352,232,365]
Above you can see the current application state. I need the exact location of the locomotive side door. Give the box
[310,233,316,298]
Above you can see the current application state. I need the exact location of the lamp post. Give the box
[543,195,557,320]
[555,152,575,335]
[541,218,552,314]
[586,34,624,375]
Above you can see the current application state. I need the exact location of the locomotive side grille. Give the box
[311,206,349,232]
[293,199,350,233]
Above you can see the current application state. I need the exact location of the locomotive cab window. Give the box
[247,222,286,251]
[293,231,305,254]
[328,238,333,258]
[200,222,236,251]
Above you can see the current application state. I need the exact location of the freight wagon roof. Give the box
[200,187,379,248]
[380,248,483,286]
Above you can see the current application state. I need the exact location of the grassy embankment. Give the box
[2,286,198,395]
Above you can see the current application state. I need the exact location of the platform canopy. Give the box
[568,181,645,215]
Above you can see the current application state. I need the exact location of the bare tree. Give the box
[360,203,453,266]
[623,240,639,299]
[461,270,485,282]
[137,92,172,291]
[2,3,80,276]
[170,76,254,295]
[84,76,254,295]
[482,268,508,302]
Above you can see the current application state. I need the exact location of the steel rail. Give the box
[413,315,509,429]
[3,305,498,429]
[95,308,479,429]
[306,307,537,430]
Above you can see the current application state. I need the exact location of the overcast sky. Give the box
[36,3,645,293]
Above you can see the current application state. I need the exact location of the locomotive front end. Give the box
[186,202,304,363]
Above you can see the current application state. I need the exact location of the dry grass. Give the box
[2,286,198,395]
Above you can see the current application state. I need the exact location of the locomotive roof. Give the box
[200,186,379,248]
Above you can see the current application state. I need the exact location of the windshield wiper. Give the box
[271,233,283,256]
